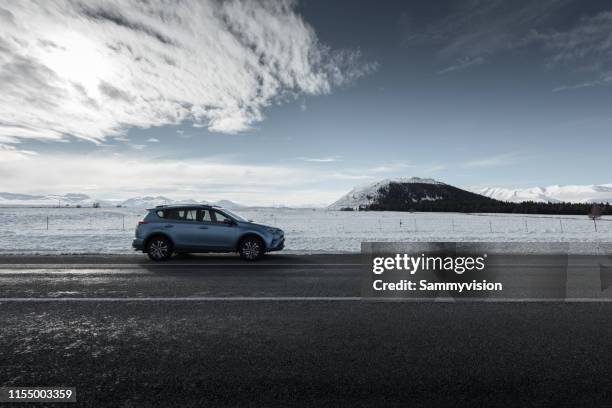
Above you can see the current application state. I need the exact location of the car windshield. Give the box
[222,209,248,222]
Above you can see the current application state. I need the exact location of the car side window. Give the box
[183,209,197,221]
[213,210,231,223]
[200,209,213,222]
[164,209,197,221]
[164,209,180,220]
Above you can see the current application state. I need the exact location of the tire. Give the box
[146,236,173,261]
[238,236,264,261]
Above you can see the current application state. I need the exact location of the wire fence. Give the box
[1,209,611,254]
[2,209,611,235]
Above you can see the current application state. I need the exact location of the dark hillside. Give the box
[365,182,610,215]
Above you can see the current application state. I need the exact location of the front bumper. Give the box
[268,236,285,252]
[132,238,144,251]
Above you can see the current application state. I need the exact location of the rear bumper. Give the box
[132,238,144,251]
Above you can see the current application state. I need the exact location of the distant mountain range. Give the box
[0,193,245,209]
[476,184,612,204]
[328,178,610,214]
[4,179,611,211]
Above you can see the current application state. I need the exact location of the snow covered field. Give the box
[0,207,611,254]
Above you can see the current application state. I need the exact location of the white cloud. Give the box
[0,0,375,144]
[0,152,351,206]
[146,137,160,143]
[0,144,38,160]
[0,148,451,205]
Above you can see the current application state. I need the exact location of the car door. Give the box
[201,210,239,249]
[163,208,204,249]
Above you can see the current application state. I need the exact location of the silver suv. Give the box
[132,205,284,261]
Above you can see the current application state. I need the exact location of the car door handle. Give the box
[164,224,174,228]
[199,226,208,229]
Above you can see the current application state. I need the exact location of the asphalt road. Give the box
[1,254,612,407]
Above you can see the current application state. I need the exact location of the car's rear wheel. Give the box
[238,236,264,261]
[147,236,173,261]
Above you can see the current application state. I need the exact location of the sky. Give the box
[1,0,612,206]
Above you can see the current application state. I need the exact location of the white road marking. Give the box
[0,297,610,302]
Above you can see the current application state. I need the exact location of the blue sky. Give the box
[1,0,611,205]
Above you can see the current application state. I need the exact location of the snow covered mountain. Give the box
[119,196,201,208]
[117,197,246,208]
[328,177,447,210]
[0,192,246,208]
[0,192,112,207]
[477,184,612,204]
[213,200,246,209]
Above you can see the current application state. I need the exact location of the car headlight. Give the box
[265,227,280,234]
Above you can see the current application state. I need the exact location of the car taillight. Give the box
[138,221,148,225]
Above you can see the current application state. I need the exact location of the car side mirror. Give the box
[223,218,235,226]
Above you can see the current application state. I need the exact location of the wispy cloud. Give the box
[296,156,343,163]
[328,173,374,181]
[400,0,612,81]
[437,56,485,75]
[463,152,523,168]
[401,0,570,59]
[530,12,612,90]
[146,137,160,143]
[366,160,413,173]
[552,76,612,92]
[364,160,445,175]
[0,0,375,145]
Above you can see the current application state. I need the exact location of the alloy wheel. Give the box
[149,239,169,260]
[241,240,261,260]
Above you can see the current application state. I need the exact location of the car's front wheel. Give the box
[238,236,264,261]
[146,236,173,261]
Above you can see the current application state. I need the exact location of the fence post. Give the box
[524,219,528,233]
[559,219,563,233]
[489,220,493,233]
[46,216,49,230]
[451,218,455,233]
[414,218,418,232]
[122,215,125,231]
[594,219,598,232]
